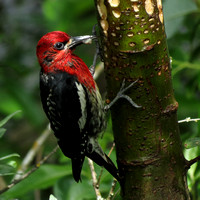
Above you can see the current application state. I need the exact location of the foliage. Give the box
[49,194,58,200]
[164,0,200,198]
[0,111,21,177]
[0,0,200,199]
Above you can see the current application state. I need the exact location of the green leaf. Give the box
[54,177,96,200]
[49,194,58,200]
[163,0,197,38]
[7,161,17,168]
[1,164,71,199]
[0,153,20,161]
[53,175,116,200]
[0,164,16,176]
[184,137,200,149]
[0,128,6,138]
[184,147,200,183]
[0,110,21,128]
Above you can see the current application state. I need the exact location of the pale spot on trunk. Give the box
[97,1,107,20]
[100,19,109,36]
[97,0,109,36]
[145,0,154,15]
[157,0,164,24]
[112,9,121,18]
[132,3,139,12]
[108,0,120,7]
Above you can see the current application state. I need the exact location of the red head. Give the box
[36,31,96,89]
[36,31,70,68]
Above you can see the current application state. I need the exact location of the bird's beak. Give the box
[67,35,97,49]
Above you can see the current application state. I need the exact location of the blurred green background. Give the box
[0,0,200,199]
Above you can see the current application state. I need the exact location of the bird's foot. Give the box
[89,25,101,77]
[104,79,141,111]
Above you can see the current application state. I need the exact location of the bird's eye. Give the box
[54,42,65,50]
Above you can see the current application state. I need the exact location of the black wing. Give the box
[40,71,88,181]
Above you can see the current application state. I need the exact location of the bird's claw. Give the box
[118,79,138,95]
[89,25,100,77]
[104,79,141,111]
[92,24,98,36]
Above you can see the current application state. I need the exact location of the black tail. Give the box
[71,156,85,182]
[86,148,119,181]
[58,138,85,182]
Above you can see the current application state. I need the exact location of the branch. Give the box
[186,155,200,170]
[0,145,59,195]
[87,158,104,200]
[178,117,200,123]
[106,178,117,200]
[87,143,118,200]
[13,124,52,181]
[93,62,104,80]
[111,188,120,200]
[97,143,115,185]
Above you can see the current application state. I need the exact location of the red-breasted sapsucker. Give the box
[36,31,119,182]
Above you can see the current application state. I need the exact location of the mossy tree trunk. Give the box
[94,0,190,199]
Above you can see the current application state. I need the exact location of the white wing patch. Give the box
[75,82,87,131]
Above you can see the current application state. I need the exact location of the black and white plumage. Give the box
[40,71,119,182]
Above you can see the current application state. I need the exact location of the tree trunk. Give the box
[94,0,190,199]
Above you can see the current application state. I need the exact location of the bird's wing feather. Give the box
[40,71,85,153]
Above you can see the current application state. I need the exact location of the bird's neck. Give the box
[42,53,96,92]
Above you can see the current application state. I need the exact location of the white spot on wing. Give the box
[75,82,87,131]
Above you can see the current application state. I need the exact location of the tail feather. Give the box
[86,148,119,181]
[72,157,85,182]
[58,138,86,182]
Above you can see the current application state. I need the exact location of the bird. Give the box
[36,31,119,182]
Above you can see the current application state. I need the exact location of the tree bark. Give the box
[94,0,190,199]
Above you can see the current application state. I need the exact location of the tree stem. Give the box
[94,0,190,199]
